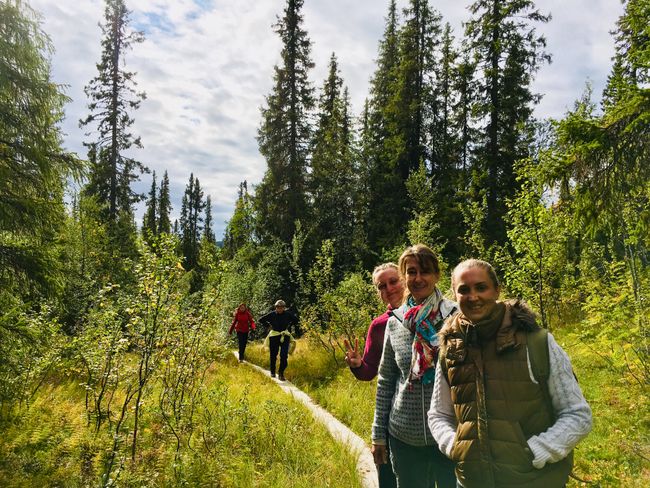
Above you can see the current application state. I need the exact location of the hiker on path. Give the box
[259,299,298,381]
[229,303,256,362]
[428,259,592,488]
[344,262,403,488]
[372,244,457,488]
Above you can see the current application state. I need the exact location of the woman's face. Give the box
[238,304,246,312]
[374,268,404,309]
[404,257,439,304]
[453,266,500,322]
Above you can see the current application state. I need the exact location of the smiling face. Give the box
[453,266,500,322]
[404,257,439,304]
[374,267,405,309]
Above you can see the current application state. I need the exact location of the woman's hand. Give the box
[371,443,388,465]
[344,338,362,368]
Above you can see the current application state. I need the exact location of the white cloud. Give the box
[30,0,624,239]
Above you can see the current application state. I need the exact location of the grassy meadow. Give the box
[0,350,362,487]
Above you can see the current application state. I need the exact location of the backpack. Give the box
[526,327,553,418]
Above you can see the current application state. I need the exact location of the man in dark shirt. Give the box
[258,299,298,380]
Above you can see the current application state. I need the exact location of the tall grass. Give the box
[0,352,362,487]
[246,338,375,439]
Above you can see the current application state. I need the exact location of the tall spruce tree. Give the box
[203,195,215,244]
[451,52,478,179]
[424,23,467,261]
[361,0,403,255]
[157,170,171,235]
[80,0,146,241]
[0,1,80,299]
[465,0,550,246]
[179,173,205,270]
[255,0,315,245]
[223,181,254,259]
[310,54,357,273]
[142,171,157,242]
[389,0,441,179]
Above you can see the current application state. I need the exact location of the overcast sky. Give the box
[30,0,624,240]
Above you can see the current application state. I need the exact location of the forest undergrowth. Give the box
[0,351,361,487]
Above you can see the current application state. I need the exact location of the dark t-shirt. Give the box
[258,310,299,334]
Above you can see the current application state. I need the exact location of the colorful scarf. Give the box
[402,288,448,385]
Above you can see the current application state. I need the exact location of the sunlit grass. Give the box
[246,337,376,440]
[554,328,650,488]
[0,350,362,487]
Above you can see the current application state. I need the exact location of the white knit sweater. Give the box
[427,332,592,469]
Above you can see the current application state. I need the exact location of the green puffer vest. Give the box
[439,301,572,488]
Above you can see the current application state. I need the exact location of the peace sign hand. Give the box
[343,338,362,368]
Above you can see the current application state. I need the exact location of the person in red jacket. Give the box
[229,303,256,362]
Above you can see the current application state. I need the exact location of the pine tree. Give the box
[0,1,81,299]
[142,171,157,242]
[203,195,215,244]
[79,0,146,229]
[388,0,441,180]
[255,0,315,245]
[310,54,357,273]
[465,0,550,246]
[179,174,205,270]
[223,181,255,259]
[450,52,478,178]
[361,0,404,254]
[423,23,467,261]
[157,170,171,235]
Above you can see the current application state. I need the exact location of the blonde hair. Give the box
[398,244,440,278]
[451,259,500,295]
[371,262,398,287]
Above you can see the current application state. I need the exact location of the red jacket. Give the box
[229,309,256,334]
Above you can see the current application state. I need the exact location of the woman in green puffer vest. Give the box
[428,259,592,488]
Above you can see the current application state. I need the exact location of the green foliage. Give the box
[179,173,205,272]
[0,0,82,300]
[0,356,362,487]
[255,0,315,245]
[302,240,382,365]
[578,260,649,386]
[80,0,146,226]
[222,181,254,259]
[504,156,575,329]
[0,304,64,416]
[465,0,551,246]
[310,54,359,273]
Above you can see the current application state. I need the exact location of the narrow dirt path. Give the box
[234,353,379,488]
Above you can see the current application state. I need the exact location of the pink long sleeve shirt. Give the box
[349,307,392,381]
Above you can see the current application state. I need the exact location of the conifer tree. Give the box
[157,171,172,235]
[203,195,215,244]
[142,171,157,242]
[179,174,205,270]
[424,23,467,261]
[0,1,80,298]
[80,0,146,233]
[310,54,357,273]
[255,0,315,245]
[389,0,441,179]
[465,0,550,246]
[223,181,254,259]
[361,0,404,254]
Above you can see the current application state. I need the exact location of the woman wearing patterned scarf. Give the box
[371,244,457,488]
